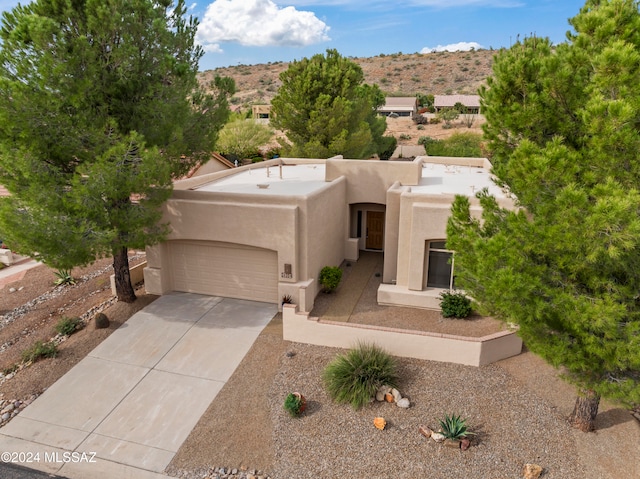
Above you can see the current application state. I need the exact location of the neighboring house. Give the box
[434,94,481,114]
[251,104,272,122]
[189,152,237,177]
[144,156,513,313]
[378,97,418,117]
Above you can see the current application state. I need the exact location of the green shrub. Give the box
[323,342,399,409]
[439,413,475,440]
[22,341,57,363]
[319,266,342,293]
[378,135,397,160]
[55,316,83,336]
[418,132,482,157]
[283,392,305,417]
[440,291,473,318]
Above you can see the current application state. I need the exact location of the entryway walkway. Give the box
[321,252,383,322]
[0,293,277,479]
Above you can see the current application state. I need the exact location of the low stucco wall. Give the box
[282,305,522,367]
[377,283,442,310]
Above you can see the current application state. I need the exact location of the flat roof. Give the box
[195,163,328,196]
[414,162,506,198]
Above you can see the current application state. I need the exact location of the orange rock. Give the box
[522,464,543,479]
[385,393,394,403]
[374,417,386,430]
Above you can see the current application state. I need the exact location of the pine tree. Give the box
[447,0,640,431]
[271,49,388,159]
[0,0,234,302]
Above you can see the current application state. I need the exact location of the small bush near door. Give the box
[440,291,472,318]
[319,266,342,293]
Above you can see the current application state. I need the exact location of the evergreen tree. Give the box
[0,0,234,302]
[447,0,640,431]
[271,49,388,159]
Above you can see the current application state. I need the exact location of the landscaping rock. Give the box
[444,438,461,449]
[419,425,433,438]
[460,438,471,451]
[391,388,402,402]
[94,312,110,329]
[376,385,391,402]
[431,432,445,443]
[522,464,543,479]
[396,398,410,408]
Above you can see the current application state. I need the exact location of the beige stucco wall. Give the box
[325,158,422,204]
[145,158,348,311]
[303,178,348,298]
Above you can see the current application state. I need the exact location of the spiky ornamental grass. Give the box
[438,413,476,440]
[323,342,399,409]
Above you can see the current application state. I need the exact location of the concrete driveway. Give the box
[0,292,277,479]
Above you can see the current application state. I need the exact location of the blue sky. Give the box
[0,0,588,71]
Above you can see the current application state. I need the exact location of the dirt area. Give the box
[0,255,155,403]
[384,115,486,147]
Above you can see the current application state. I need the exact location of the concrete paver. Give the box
[0,293,277,478]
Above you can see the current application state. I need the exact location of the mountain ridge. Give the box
[198,49,495,108]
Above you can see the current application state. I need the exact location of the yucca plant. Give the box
[323,342,399,410]
[54,269,76,286]
[438,413,475,440]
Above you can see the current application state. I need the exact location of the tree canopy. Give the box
[270,49,389,159]
[0,0,234,301]
[216,116,274,161]
[447,0,640,431]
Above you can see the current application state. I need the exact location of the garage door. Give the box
[169,241,278,303]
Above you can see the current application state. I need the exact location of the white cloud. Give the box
[421,42,484,53]
[196,0,330,53]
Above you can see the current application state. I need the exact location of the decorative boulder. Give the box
[419,425,433,438]
[94,313,110,329]
[396,398,410,408]
[431,432,445,443]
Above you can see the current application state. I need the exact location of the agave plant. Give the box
[54,269,76,286]
[438,413,475,440]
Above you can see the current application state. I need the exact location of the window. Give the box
[426,241,455,289]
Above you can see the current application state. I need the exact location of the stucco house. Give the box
[434,94,481,114]
[144,155,523,365]
[378,97,418,117]
[144,155,512,313]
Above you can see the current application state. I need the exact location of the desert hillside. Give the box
[198,49,496,109]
